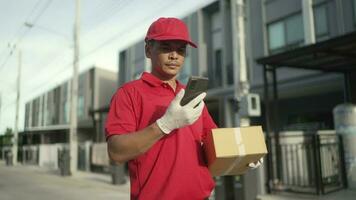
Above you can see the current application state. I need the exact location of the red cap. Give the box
[145,17,197,48]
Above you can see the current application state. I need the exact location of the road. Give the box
[0,161,130,200]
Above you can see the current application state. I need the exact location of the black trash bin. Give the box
[111,162,126,185]
[59,149,71,176]
[6,151,13,166]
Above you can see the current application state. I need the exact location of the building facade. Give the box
[20,67,117,170]
[117,0,356,199]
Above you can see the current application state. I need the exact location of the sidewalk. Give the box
[0,160,130,200]
[257,189,356,200]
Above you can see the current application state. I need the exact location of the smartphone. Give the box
[180,76,209,106]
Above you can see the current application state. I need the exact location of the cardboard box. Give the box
[204,126,267,176]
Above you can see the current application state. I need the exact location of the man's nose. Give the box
[168,50,178,59]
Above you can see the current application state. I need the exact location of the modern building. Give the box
[19,67,117,171]
[117,0,356,199]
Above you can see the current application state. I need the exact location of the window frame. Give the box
[267,12,305,54]
[313,2,329,41]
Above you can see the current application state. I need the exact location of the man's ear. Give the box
[145,44,151,58]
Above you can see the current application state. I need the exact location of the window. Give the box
[268,21,285,50]
[77,96,85,119]
[286,14,304,44]
[41,95,45,126]
[64,101,69,123]
[133,42,145,80]
[53,87,60,124]
[354,0,356,25]
[208,11,223,88]
[119,51,127,86]
[25,103,30,128]
[179,53,191,84]
[267,13,304,53]
[61,83,69,124]
[77,74,86,119]
[213,49,222,87]
[32,98,40,127]
[314,4,329,40]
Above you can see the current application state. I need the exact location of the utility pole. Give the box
[230,0,264,200]
[231,0,249,118]
[12,49,21,165]
[302,0,316,44]
[69,0,80,174]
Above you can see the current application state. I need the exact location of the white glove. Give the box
[156,89,206,134]
[248,157,264,169]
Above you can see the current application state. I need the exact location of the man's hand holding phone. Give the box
[180,76,209,106]
[156,89,206,134]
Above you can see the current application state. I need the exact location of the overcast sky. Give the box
[0,0,216,134]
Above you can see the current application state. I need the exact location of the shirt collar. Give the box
[141,72,184,91]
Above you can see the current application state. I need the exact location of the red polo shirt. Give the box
[105,72,217,200]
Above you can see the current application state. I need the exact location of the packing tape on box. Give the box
[223,128,246,175]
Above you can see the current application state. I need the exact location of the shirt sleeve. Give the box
[105,87,137,140]
[202,105,218,140]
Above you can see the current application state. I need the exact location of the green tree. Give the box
[5,127,13,135]
[3,127,13,145]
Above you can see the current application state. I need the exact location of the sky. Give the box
[0,0,217,134]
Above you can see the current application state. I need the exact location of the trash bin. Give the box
[59,149,71,176]
[6,151,13,166]
[111,162,126,185]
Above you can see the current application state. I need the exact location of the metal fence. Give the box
[267,130,347,195]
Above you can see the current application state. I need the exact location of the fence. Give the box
[267,130,347,194]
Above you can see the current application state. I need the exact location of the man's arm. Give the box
[107,122,164,164]
[107,89,206,164]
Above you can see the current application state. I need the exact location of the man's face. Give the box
[146,40,187,79]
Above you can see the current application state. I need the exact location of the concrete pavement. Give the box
[2,160,356,200]
[0,161,130,200]
[257,190,356,200]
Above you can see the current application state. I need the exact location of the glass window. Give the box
[41,95,45,126]
[268,21,285,50]
[209,11,223,88]
[286,14,304,45]
[179,53,191,84]
[77,96,84,119]
[119,51,127,85]
[267,13,304,53]
[314,4,328,39]
[77,74,86,119]
[211,12,222,34]
[54,87,60,124]
[25,103,30,128]
[354,0,356,25]
[64,101,69,123]
[133,42,145,80]
[213,49,222,87]
[61,83,68,124]
[47,92,54,125]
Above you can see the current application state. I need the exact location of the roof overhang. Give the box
[256,31,356,73]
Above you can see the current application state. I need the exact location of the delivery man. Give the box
[105,17,262,200]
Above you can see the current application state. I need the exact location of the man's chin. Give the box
[163,68,180,77]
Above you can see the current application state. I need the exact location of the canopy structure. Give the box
[255,31,356,191]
